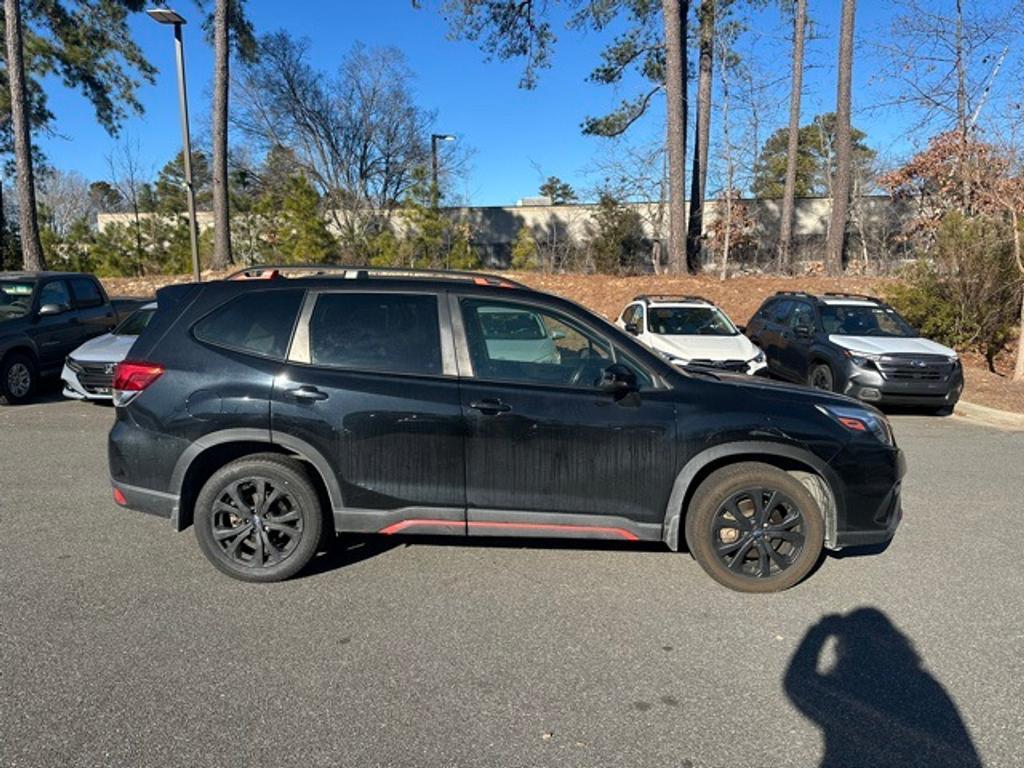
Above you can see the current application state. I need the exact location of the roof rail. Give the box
[633,294,714,305]
[822,291,882,302]
[225,264,526,288]
[773,290,814,298]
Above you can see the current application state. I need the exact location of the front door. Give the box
[271,289,466,535]
[453,295,677,541]
[31,279,80,373]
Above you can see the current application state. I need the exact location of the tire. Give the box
[684,462,825,593]
[0,352,37,405]
[194,454,323,582]
[808,362,836,392]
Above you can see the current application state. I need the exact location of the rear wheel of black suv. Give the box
[194,454,323,582]
[685,462,824,593]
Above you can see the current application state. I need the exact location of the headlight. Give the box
[750,349,765,364]
[816,404,894,446]
[844,349,882,367]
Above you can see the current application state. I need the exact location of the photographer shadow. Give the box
[784,607,982,768]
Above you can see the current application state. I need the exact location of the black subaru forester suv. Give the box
[109,268,905,593]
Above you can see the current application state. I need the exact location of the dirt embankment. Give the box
[100,271,1024,414]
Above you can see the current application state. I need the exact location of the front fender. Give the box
[661,440,843,551]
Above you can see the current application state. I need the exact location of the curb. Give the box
[954,400,1024,431]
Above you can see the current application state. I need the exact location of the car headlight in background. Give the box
[843,349,882,367]
[816,404,894,446]
[749,349,766,364]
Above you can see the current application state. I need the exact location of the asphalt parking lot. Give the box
[2,396,1022,768]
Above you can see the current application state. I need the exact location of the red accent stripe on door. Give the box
[377,518,639,541]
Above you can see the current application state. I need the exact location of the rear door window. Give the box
[194,290,304,359]
[70,278,104,308]
[771,299,794,324]
[307,292,442,376]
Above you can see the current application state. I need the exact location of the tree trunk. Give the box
[685,0,714,274]
[826,0,856,277]
[778,0,807,274]
[211,0,233,270]
[4,0,45,271]
[661,0,689,275]
[1012,208,1024,382]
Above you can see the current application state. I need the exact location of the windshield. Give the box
[821,304,916,338]
[648,306,738,337]
[113,307,155,336]
[0,280,36,320]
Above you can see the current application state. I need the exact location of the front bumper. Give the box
[62,361,115,401]
[831,445,906,549]
[842,361,964,406]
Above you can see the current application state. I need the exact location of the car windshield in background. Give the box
[822,305,916,338]
[478,309,547,340]
[0,280,35,320]
[113,308,156,336]
[648,307,738,337]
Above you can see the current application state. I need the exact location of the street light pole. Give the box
[430,133,455,204]
[148,8,201,282]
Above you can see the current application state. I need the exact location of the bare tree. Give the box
[685,0,715,273]
[662,0,689,274]
[234,36,443,251]
[825,0,856,276]
[777,0,807,273]
[107,137,152,276]
[3,0,44,269]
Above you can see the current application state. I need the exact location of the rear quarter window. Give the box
[193,289,304,360]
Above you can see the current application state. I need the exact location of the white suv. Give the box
[617,295,767,375]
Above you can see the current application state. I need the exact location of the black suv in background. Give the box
[109,268,905,593]
[1,271,138,404]
[745,292,963,413]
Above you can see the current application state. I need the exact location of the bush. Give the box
[887,212,1022,368]
[510,226,539,270]
[589,194,647,274]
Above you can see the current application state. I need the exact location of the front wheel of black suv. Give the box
[0,352,37,405]
[808,362,836,393]
[194,454,323,582]
[684,462,825,593]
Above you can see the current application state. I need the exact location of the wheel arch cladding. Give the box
[171,431,341,531]
[662,442,842,551]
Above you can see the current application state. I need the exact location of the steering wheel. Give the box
[568,356,605,387]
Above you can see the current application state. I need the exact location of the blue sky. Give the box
[33,0,1008,205]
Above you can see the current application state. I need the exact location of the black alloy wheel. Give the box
[685,462,825,592]
[712,488,805,578]
[195,454,323,582]
[809,363,835,392]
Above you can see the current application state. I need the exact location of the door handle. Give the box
[285,386,329,402]
[469,398,511,415]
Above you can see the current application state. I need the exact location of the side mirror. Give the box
[550,330,567,341]
[624,322,640,336]
[598,363,638,394]
[38,303,68,317]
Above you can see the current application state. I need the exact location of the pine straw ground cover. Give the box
[101,271,1024,415]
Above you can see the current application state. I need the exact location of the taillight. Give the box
[112,361,164,405]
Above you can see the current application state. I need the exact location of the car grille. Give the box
[67,358,116,393]
[876,354,953,382]
[688,359,748,372]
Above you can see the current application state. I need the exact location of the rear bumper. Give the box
[111,479,178,520]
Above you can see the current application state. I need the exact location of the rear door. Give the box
[272,289,466,534]
[453,294,677,539]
